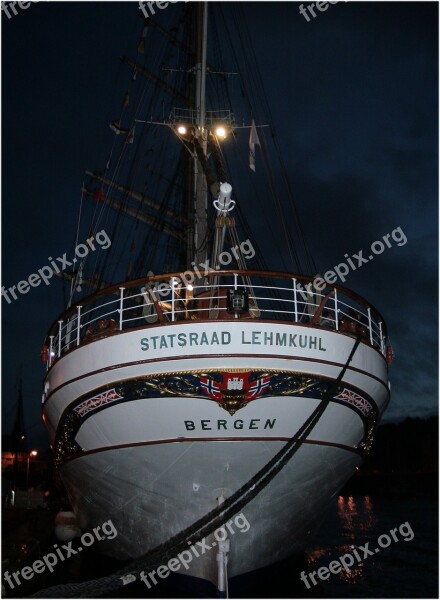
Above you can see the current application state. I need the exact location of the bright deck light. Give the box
[177,125,187,135]
[214,126,227,139]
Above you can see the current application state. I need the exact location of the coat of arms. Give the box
[199,372,271,414]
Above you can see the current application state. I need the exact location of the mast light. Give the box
[215,126,227,139]
[212,124,230,140]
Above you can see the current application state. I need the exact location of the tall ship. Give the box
[41,2,391,593]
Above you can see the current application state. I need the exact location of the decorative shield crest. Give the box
[199,371,271,414]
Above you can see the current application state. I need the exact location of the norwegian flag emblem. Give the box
[198,372,271,407]
[200,377,222,400]
[245,376,271,400]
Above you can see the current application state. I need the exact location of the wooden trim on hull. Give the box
[59,437,364,468]
[43,351,389,410]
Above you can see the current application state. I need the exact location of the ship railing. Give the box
[170,107,235,127]
[46,270,387,369]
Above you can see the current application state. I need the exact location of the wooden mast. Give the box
[193,2,209,268]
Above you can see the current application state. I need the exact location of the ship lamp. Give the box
[227,289,249,314]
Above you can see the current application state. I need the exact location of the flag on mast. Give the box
[249,119,260,172]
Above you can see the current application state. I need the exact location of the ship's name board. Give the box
[140,330,326,352]
[184,418,277,431]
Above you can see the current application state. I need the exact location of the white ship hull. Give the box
[61,442,360,582]
[43,320,389,585]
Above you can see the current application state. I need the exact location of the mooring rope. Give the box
[30,336,362,598]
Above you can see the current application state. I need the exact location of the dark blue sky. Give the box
[2,2,438,447]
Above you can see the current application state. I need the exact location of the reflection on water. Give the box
[338,494,377,537]
[306,495,380,587]
[304,494,437,598]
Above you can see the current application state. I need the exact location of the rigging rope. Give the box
[218,3,317,275]
[68,186,85,307]
[30,336,362,599]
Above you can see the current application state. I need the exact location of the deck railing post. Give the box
[292,278,298,322]
[119,288,125,330]
[234,273,238,291]
[367,307,373,345]
[379,321,384,354]
[76,306,82,346]
[57,321,63,357]
[49,336,54,368]
[171,278,175,322]
[334,289,339,330]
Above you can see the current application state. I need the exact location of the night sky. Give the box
[2,1,438,448]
